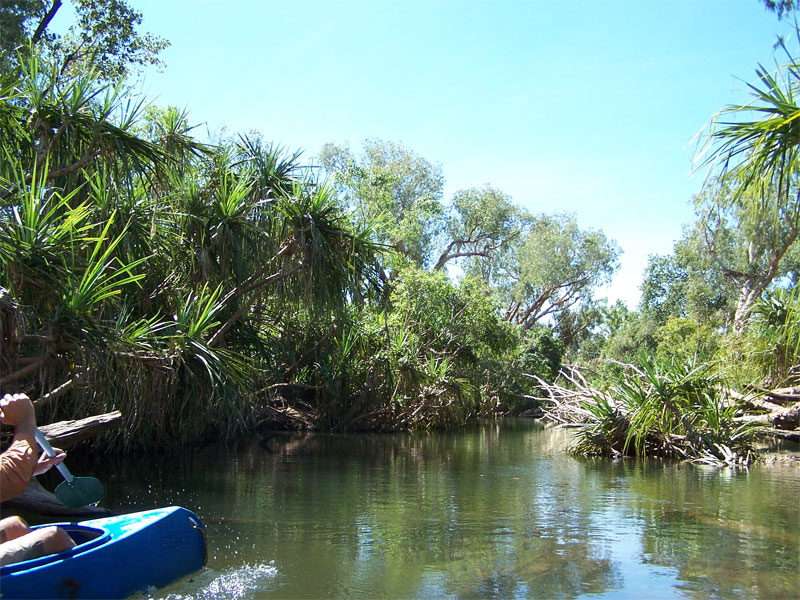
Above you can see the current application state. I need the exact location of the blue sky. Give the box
[58,1,797,306]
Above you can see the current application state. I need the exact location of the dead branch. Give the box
[38,411,122,448]
[33,370,88,409]
[0,351,52,386]
[761,387,800,405]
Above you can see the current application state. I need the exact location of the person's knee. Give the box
[0,516,31,542]
[38,526,76,554]
[0,526,75,566]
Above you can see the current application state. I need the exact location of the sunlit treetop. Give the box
[0,0,169,81]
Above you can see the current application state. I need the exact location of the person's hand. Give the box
[0,393,35,427]
[34,448,66,476]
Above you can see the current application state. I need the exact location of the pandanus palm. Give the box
[205,180,386,348]
[2,53,165,195]
[1,51,389,446]
[698,46,800,330]
[0,54,171,428]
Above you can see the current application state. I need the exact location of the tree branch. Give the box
[0,352,52,387]
[33,370,86,409]
[31,0,62,44]
[209,265,304,347]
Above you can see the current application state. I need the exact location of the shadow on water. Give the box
[74,420,799,599]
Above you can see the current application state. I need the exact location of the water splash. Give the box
[139,562,278,600]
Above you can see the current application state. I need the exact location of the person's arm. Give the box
[0,394,39,502]
[0,440,36,502]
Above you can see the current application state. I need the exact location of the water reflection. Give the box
[87,420,799,599]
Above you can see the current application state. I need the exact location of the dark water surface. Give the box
[87,420,798,599]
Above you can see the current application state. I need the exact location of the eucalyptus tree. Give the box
[640,254,689,326]
[503,213,619,330]
[319,139,444,268]
[698,55,800,332]
[694,179,799,331]
[432,185,524,273]
[640,224,739,330]
[0,0,168,80]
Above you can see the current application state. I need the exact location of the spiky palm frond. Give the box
[5,52,166,195]
[61,214,147,316]
[699,51,800,201]
[273,181,386,313]
[750,285,800,383]
[0,161,93,310]
[236,134,305,200]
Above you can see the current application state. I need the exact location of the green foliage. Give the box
[640,253,688,326]
[517,326,563,381]
[640,224,737,329]
[746,285,800,385]
[573,357,760,465]
[556,298,615,361]
[654,317,720,364]
[0,0,168,80]
[384,267,519,424]
[0,51,393,448]
[319,139,444,268]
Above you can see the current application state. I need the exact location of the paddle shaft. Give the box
[34,427,75,484]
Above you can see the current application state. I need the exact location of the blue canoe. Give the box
[0,506,207,599]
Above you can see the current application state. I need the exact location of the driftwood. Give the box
[0,411,121,516]
[759,428,800,443]
[38,410,122,448]
[524,368,603,425]
[736,402,800,430]
[761,387,800,405]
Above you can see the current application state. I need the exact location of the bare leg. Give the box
[0,526,76,566]
[0,516,32,543]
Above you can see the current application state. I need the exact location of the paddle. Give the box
[34,428,104,509]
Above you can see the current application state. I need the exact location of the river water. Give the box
[86,420,798,599]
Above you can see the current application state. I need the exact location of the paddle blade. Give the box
[54,476,104,508]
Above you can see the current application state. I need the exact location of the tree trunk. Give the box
[733,281,761,334]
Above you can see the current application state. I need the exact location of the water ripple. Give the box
[140,563,278,600]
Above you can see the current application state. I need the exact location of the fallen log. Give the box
[762,388,800,405]
[38,410,122,448]
[756,428,800,443]
[772,402,800,430]
[735,401,800,431]
[742,396,786,414]
[1,411,121,516]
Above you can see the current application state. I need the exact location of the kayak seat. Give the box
[63,526,105,546]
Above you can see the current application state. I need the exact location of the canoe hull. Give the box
[0,506,206,599]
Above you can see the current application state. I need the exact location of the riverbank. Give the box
[527,364,800,466]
